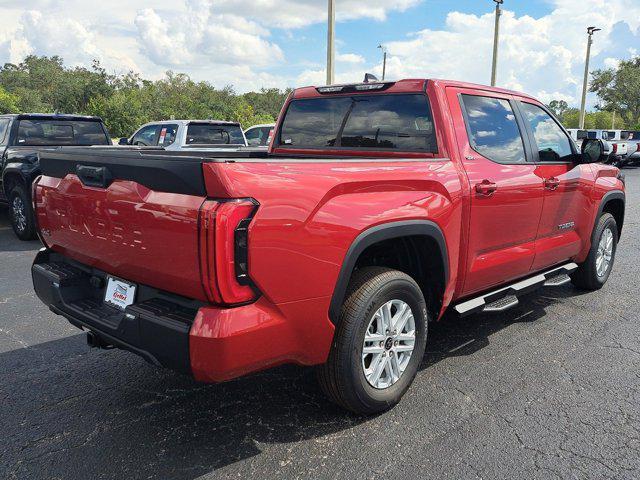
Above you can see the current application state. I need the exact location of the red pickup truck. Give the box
[31,79,625,414]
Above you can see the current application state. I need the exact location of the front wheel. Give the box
[317,267,428,415]
[9,184,37,241]
[571,212,618,290]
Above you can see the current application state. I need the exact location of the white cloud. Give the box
[374,0,640,106]
[213,0,422,29]
[0,0,639,99]
[337,53,365,64]
[134,0,283,68]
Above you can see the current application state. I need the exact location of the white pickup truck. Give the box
[119,120,248,150]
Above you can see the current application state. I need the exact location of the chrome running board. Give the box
[454,263,578,317]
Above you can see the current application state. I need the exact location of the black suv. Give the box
[0,114,112,240]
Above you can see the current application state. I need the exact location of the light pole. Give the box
[579,26,601,129]
[326,0,336,85]
[378,44,387,81]
[490,0,503,87]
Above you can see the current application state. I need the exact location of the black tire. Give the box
[571,213,618,290]
[317,267,428,415]
[9,184,37,241]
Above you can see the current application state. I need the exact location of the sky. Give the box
[0,0,638,108]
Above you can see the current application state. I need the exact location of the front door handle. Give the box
[544,177,560,191]
[475,180,498,196]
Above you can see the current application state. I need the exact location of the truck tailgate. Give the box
[34,149,208,302]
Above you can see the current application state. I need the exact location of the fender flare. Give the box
[328,220,449,323]
[596,190,625,236]
[2,162,40,198]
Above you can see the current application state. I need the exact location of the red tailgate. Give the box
[35,174,208,302]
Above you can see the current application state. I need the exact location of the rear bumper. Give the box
[32,249,195,373]
[32,249,335,382]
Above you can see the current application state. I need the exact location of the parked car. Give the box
[31,79,624,414]
[120,120,248,150]
[244,123,275,147]
[619,130,640,165]
[567,128,622,146]
[0,113,111,240]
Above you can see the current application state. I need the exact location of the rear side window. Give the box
[158,124,178,147]
[279,94,437,153]
[132,125,161,146]
[16,119,109,146]
[461,94,526,164]
[186,124,245,145]
[519,102,573,162]
[0,118,9,145]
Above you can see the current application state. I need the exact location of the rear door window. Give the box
[519,102,574,162]
[16,119,109,146]
[245,127,263,146]
[460,94,526,164]
[279,94,437,152]
[158,124,179,147]
[131,125,161,146]
[186,124,245,145]
[0,118,9,145]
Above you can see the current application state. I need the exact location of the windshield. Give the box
[279,94,437,152]
[16,119,109,146]
[621,131,639,140]
[186,124,245,145]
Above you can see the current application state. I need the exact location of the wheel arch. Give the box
[2,164,29,199]
[597,190,625,238]
[328,220,449,324]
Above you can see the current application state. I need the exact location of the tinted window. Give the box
[16,119,109,146]
[0,118,9,145]
[132,125,160,146]
[245,127,263,146]
[520,103,573,162]
[158,124,178,147]
[280,94,437,152]
[186,124,245,145]
[461,95,526,164]
[246,127,273,146]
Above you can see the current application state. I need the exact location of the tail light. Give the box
[199,199,259,306]
[612,143,618,154]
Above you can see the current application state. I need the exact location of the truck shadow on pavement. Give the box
[0,206,41,252]
[1,286,589,479]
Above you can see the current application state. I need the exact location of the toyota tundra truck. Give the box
[0,114,112,240]
[31,79,625,414]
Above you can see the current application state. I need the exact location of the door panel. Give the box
[516,101,594,270]
[448,88,545,296]
[532,163,594,269]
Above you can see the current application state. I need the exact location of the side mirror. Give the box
[118,138,130,146]
[580,138,609,163]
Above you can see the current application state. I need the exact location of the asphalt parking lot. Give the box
[1,170,639,480]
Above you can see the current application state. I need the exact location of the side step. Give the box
[454,263,578,317]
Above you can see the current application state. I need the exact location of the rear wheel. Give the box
[317,267,428,415]
[9,184,37,241]
[571,213,618,290]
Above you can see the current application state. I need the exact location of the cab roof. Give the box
[0,113,104,121]
[292,78,537,102]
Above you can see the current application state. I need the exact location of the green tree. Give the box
[590,56,640,128]
[0,85,19,113]
[548,100,569,118]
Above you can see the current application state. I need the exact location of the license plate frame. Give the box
[104,276,137,311]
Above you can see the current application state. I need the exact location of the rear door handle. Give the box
[475,180,497,196]
[544,177,560,191]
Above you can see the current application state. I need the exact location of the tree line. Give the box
[1,55,639,138]
[548,56,640,130]
[0,56,290,138]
